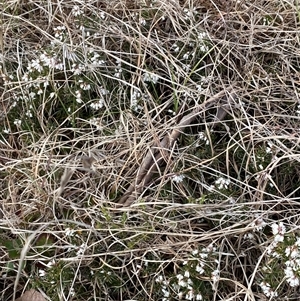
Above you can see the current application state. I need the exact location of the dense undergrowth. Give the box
[1,0,300,300]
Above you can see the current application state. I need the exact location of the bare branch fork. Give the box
[118,87,235,207]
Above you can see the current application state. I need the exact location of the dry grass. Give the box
[1,0,300,300]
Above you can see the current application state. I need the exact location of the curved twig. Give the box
[118,87,235,207]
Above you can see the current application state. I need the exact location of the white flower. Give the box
[182,64,191,71]
[196,264,204,274]
[198,32,208,41]
[285,245,299,258]
[296,104,300,116]
[49,92,56,99]
[155,275,163,283]
[266,142,274,154]
[162,288,169,297]
[40,53,56,68]
[199,45,209,52]
[39,269,46,277]
[100,11,105,19]
[72,5,83,17]
[215,177,231,190]
[54,25,66,41]
[271,222,286,242]
[178,279,187,287]
[172,174,185,183]
[171,43,180,53]
[251,215,266,232]
[196,84,203,92]
[90,51,99,61]
[274,234,284,242]
[285,267,300,287]
[285,266,294,277]
[211,269,220,282]
[89,117,102,130]
[80,82,91,90]
[114,71,121,78]
[75,90,82,103]
[183,51,190,60]
[177,274,187,287]
[185,290,194,300]
[72,63,85,75]
[46,259,55,268]
[70,287,75,296]
[99,87,109,95]
[267,241,278,255]
[244,233,254,240]
[198,132,209,145]
[140,18,146,26]
[76,243,86,256]
[184,270,190,278]
[183,7,197,18]
[192,249,198,255]
[31,59,43,72]
[271,222,286,235]
[55,62,64,70]
[22,73,29,82]
[206,243,216,253]
[260,281,278,297]
[90,99,104,110]
[65,227,74,237]
[288,276,300,287]
[43,80,49,87]
[13,119,21,126]
[142,72,159,84]
[131,90,142,111]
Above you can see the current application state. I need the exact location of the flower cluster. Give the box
[197,32,210,53]
[296,103,300,116]
[215,177,231,190]
[197,132,209,145]
[142,71,159,84]
[172,174,185,184]
[39,259,55,278]
[259,281,278,298]
[154,244,218,300]
[72,5,84,17]
[2,27,117,134]
[130,89,143,111]
[114,59,123,78]
[250,214,267,232]
[271,222,286,243]
[53,25,67,41]
[183,7,198,20]
[260,223,300,298]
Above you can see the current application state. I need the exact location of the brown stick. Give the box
[118,87,234,206]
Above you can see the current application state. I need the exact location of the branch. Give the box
[118,87,235,207]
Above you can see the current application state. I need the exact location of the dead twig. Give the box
[118,87,235,206]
